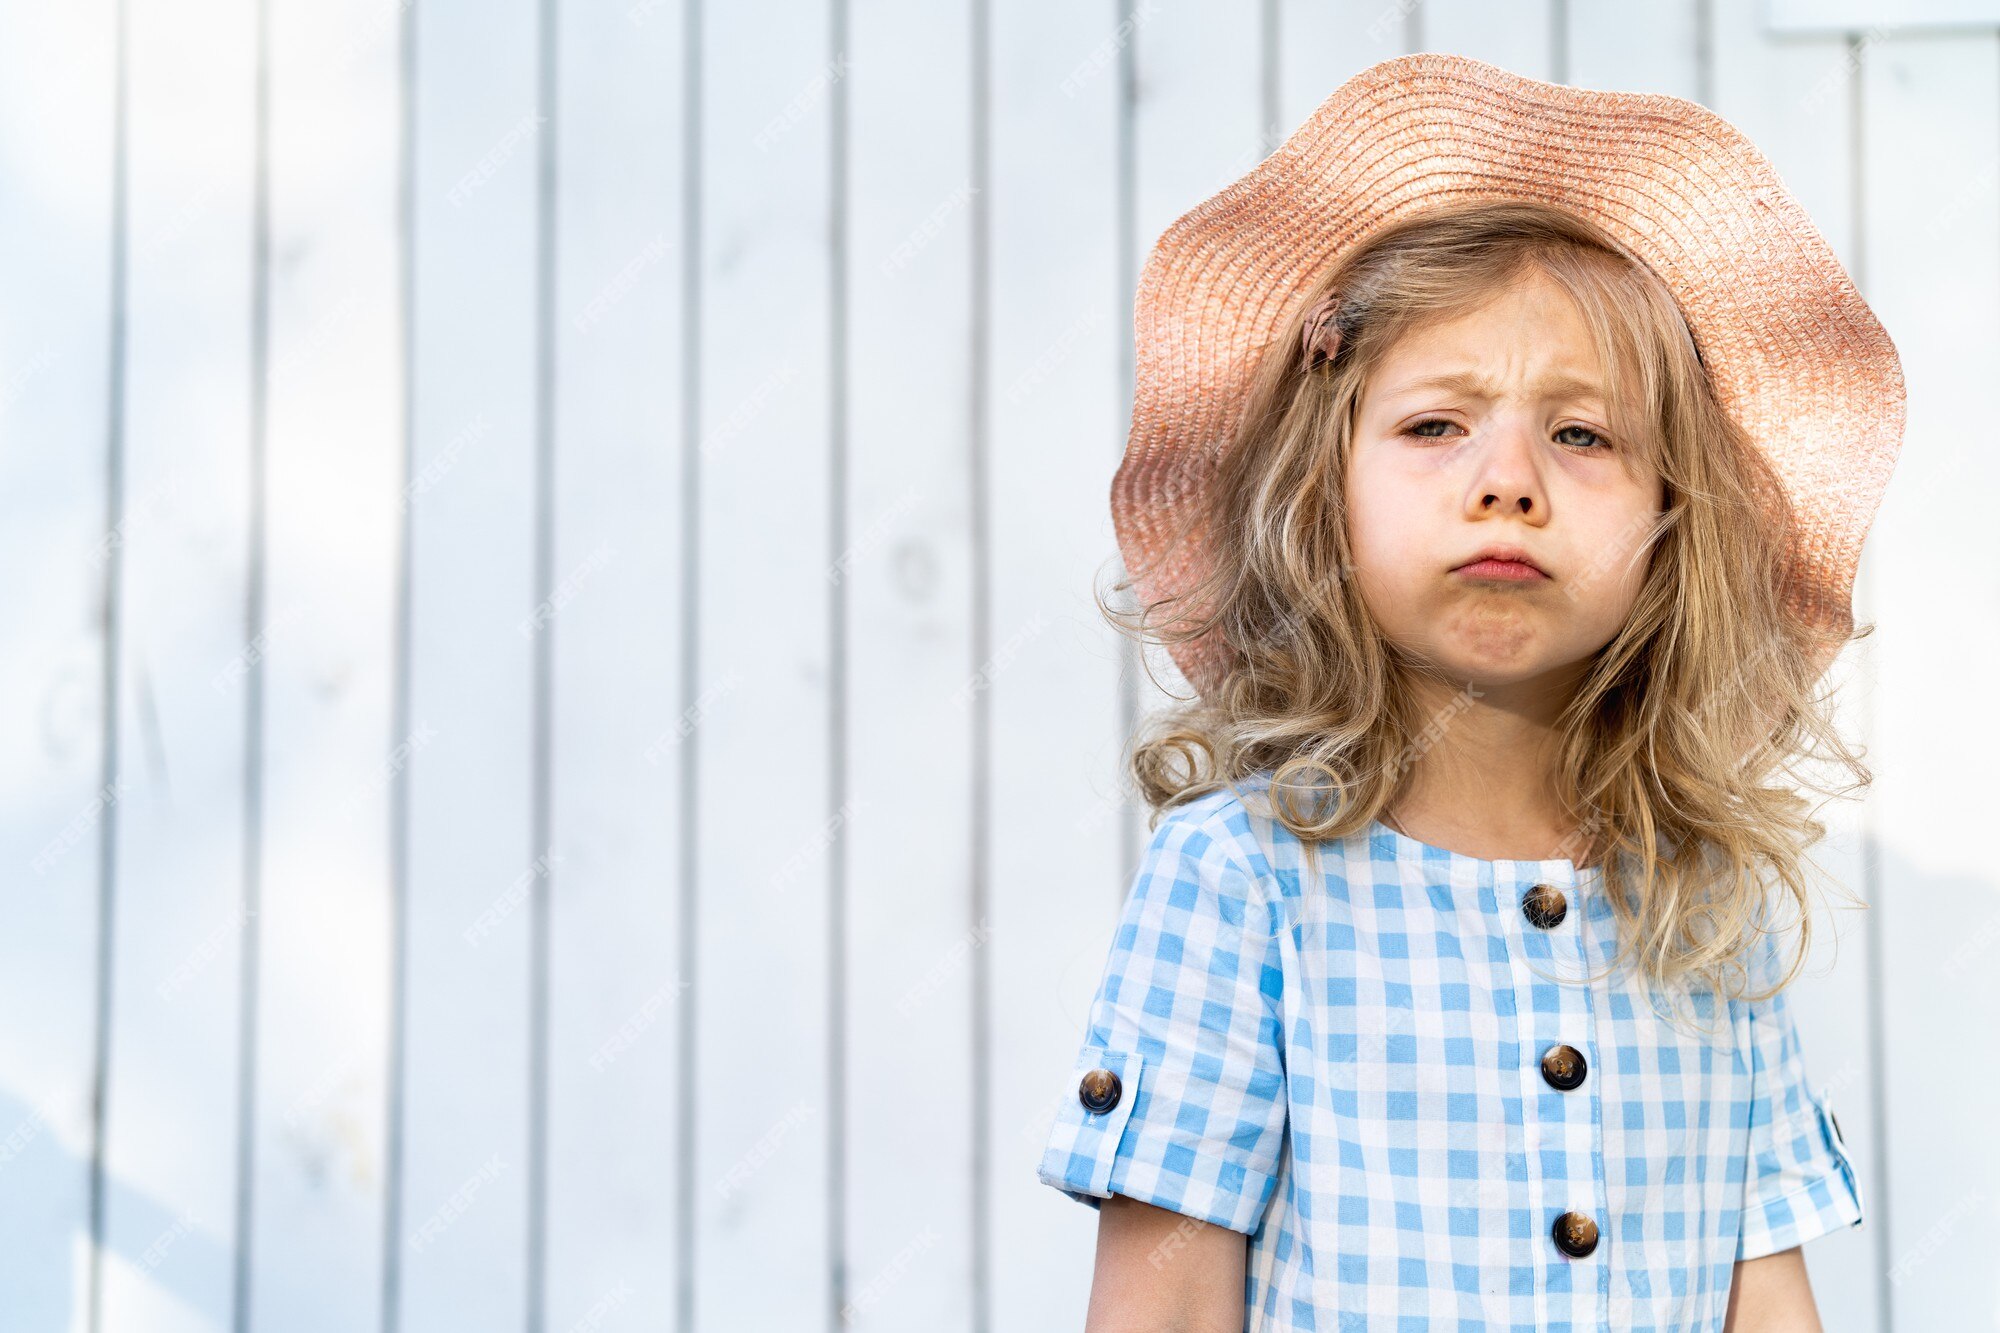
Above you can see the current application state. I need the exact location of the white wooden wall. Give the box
[1,1,1991,1330]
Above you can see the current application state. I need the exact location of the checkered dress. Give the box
[1038,772,1865,1330]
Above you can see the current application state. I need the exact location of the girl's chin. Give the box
[1410,634,1600,690]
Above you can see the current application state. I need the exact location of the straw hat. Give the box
[1113,51,1905,695]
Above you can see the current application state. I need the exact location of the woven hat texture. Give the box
[1113,52,1905,694]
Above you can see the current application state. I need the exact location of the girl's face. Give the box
[1345,268,1665,696]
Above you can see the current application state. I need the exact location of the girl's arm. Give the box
[1722,1248,1822,1333]
[1085,1195,1246,1333]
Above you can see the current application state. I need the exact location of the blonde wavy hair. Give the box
[1100,199,1869,1019]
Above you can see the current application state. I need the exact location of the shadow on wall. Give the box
[0,1081,230,1325]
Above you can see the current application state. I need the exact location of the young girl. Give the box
[1038,55,1903,1331]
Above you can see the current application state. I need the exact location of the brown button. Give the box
[1541,1043,1587,1091]
[1522,883,1567,928]
[1553,1210,1599,1257]
[1078,1067,1122,1115]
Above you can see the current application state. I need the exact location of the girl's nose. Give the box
[1466,417,1549,517]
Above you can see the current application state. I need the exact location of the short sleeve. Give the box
[1036,801,1289,1236]
[1734,929,1866,1261]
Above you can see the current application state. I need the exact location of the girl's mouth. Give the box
[1453,558,1549,582]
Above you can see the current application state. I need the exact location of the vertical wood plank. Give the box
[843,1,980,1330]
[97,0,258,1328]
[1416,0,1553,78]
[1563,0,1698,94]
[984,3,1129,1328]
[1860,29,2000,1332]
[247,0,402,1325]
[1278,0,1413,126]
[993,2,1273,1326]
[394,0,542,1326]
[0,2,117,1329]
[693,3,836,1328]
[541,0,688,1329]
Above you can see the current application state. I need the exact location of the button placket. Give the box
[1513,864,1603,1268]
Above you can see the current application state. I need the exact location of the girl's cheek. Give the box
[1352,466,1434,558]
[1348,506,1428,596]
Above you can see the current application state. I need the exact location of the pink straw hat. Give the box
[1113,51,1906,695]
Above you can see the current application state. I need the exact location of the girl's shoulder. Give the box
[1149,769,1348,925]
[1151,769,1292,862]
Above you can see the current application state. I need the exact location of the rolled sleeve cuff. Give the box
[1036,1046,1280,1237]
[1736,1085,1866,1261]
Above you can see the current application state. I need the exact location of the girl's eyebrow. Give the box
[1384,368,1606,402]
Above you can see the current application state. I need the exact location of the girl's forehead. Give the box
[1384,273,1659,385]
[1368,363,1608,407]
[1391,272,1598,350]
[1365,305,1611,403]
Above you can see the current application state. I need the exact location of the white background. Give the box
[0,0,1989,1330]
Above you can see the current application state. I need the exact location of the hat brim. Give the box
[1113,52,1905,694]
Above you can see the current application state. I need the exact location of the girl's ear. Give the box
[1301,293,1343,369]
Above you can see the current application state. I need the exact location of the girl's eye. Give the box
[1400,418,1612,450]
[1555,424,1611,451]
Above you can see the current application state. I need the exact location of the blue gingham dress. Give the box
[1038,771,1865,1330]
